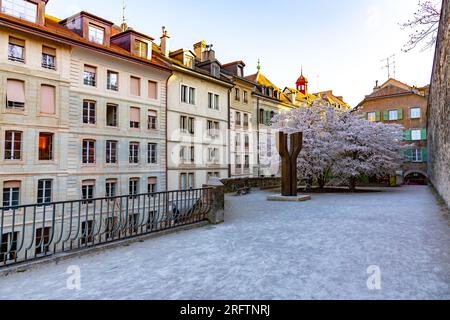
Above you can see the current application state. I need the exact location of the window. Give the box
[181,173,194,190]
[236,133,241,148]
[148,81,158,100]
[235,88,240,101]
[107,71,119,91]
[106,140,118,164]
[185,55,194,69]
[411,129,422,141]
[259,109,264,124]
[243,90,248,103]
[105,217,119,239]
[81,181,95,204]
[35,227,51,255]
[148,177,157,194]
[82,140,96,164]
[181,85,195,104]
[130,107,140,128]
[0,232,18,262]
[180,146,187,162]
[4,131,22,160]
[190,146,195,163]
[81,220,94,244]
[83,100,96,124]
[243,114,249,128]
[180,116,187,132]
[148,110,157,130]
[2,0,37,23]
[244,134,250,149]
[40,85,55,114]
[130,77,141,96]
[148,143,157,164]
[237,65,244,77]
[389,110,399,121]
[135,40,148,58]
[6,79,25,110]
[208,148,219,162]
[38,133,53,161]
[211,64,220,78]
[8,37,25,63]
[180,173,187,190]
[207,172,220,183]
[83,65,97,86]
[367,112,377,122]
[411,149,423,162]
[129,142,140,164]
[42,46,56,70]
[88,24,105,45]
[410,107,421,119]
[188,117,195,134]
[236,112,242,126]
[207,121,220,138]
[129,178,139,196]
[236,155,242,169]
[105,179,117,198]
[208,93,219,110]
[244,155,250,169]
[37,180,52,204]
[188,173,194,190]
[106,104,118,127]
[2,181,20,207]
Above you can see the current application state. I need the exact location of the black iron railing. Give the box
[0,188,213,268]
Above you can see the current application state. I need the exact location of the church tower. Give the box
[296,68,308,95]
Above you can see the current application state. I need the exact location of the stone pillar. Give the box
[204,178,225,225]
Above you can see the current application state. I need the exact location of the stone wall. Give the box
[221,177,281,193]
[428,0,450,207]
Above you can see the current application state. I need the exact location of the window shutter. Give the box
[398,109,403,120]
[130,107,140,122]
[9,37,25,46]
[42,46,56,56]
[130,77,140,96]
[40,85,56,114]
[148,177,157,185]
[364,113,368,120]
[4,181,21,188]
[421,129,427,140]
[422,148,428,162]
[376,111,381,122]
[7,79,25,103]
[405,130,412,141]
[383,111,389,121]
[84,65,97,74]
[148,81,157,99]
[405,148,412,162]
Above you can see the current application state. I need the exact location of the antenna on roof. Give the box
[121,0,128,31]
[381,54,396,79]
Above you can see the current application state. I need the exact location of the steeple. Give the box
[296,67,308,95]
[257,59,261,72]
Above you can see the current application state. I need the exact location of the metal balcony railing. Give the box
[0,188,213,268]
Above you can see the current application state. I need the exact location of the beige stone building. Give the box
[222,61,257,178]
[162,37,233,190]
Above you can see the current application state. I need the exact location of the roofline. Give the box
[111,28,155,41]
[172,64,234,88]
[0,16,172,73]
[356,91,427,108]
[59,11,115,26]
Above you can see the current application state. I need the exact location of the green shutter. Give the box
[405,148,412,162]
[265,111,270,126]
[422,148,428,162]
[405,130,412,141]
[383,111,389,121]
[398,109,403,120]
[376,111,381,122]
[421,129,427,141]
[365,112,369,120]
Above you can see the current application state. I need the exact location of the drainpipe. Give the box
[256,96,260,178]
[227,87,232,178]
[165,73,174,191]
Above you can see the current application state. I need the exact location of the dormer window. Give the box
[1,0,37,23]
[211,64,220,78]
[185,55,194,69]
[88,24,105,45]
[237,65,244,77]
[135,40,148,59]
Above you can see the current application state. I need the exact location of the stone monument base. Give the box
[267,194,312,202]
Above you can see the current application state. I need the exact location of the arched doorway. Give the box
[404,171,428,185]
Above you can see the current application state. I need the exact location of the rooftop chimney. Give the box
[160,26,170,57]
[194,41,207,62]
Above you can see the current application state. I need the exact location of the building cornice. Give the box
[172,64,234,88]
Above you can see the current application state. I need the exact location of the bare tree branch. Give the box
[400,0,441,52]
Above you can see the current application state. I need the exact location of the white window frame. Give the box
[410,107,421,119]
[411,129,422,141]
[367,112,377,122]
[37,179,52,204]
[88,24,105,45]
[388,110,399,121]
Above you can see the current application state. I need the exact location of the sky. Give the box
[45,0,439,107]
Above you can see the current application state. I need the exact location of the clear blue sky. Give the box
[46,0,438,106]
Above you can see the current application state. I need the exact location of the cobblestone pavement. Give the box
[0,186,448,300]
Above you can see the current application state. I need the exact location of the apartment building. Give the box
[222,61,257,178]
[162,36,233,190]
[245,69,293,177]
[0,1,172,207]
[353,78,429,184]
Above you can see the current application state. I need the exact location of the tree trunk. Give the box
[318,176,326,189]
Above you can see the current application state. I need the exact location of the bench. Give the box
[235,187,251,196]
